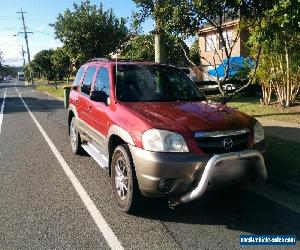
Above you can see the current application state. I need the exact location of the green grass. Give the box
[33,78,73,85]
[35,84,64,98]
[265,136,300,183]
[227,97,300,125]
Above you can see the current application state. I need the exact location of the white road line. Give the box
[18,93,124,250]
[0,88,7,135]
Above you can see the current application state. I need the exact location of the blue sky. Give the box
[0,0,154,66]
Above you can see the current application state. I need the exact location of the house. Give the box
[198,18,249,80]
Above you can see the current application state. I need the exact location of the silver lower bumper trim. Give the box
[179,150,267,203]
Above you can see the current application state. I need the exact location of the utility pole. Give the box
[152,0,166,63]
[20,46,26,67]
[17,9,32,63]
[17,9,33,83]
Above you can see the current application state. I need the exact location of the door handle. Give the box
[75,100,79,105]
[88,105,92,111]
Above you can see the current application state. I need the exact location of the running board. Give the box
[82,143,109,169]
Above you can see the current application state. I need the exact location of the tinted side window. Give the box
[73,67,84,86]
[95,67,110,96]
[81,66,97,95]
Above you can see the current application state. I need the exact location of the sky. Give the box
[0,0,154,66]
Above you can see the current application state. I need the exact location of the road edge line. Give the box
[18,93,123,250]
[0,88,7,135]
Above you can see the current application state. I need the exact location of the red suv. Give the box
[68,58,267,213]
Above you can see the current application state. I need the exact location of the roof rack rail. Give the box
[114,58,156,63]
[87,58,110,62]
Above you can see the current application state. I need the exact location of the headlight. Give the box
[142,129,189,152]
[253,121,264,143]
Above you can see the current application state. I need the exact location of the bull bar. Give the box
[179,149,267,203]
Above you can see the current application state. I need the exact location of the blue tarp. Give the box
[208,57,254,78]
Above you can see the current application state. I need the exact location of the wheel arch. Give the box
[68,111,75,135]
[107,125,136,176]
[68,104,78,135]
[108,135,126,176]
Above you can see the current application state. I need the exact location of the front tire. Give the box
[70,117,82,155]
[111,144,142,213]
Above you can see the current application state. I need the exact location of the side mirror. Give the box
[72,85,78,90]
[90,90,109,104]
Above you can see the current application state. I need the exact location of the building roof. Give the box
[198,19,240,35]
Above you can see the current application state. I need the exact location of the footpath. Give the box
[257,117,300,143]
[248,117,300,214]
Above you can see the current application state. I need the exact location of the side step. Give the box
[82,143,109,169]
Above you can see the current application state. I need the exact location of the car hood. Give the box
[123,101,255,136]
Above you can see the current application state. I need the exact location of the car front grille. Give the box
[195,129,250,155]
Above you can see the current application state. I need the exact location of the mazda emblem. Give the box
[223,138,233,149]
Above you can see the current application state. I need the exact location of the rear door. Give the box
[78,66,97,127]
[89,66,111,143]
[70,66,85,111]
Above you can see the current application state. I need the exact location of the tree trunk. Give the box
[55,75,58,90]
[285,42,290,107]
[154,33,166,64]
[260,82,273,105]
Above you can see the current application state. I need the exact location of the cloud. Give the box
[0,32,63,66]
[30,39,63,59]
[0,35,23,66]
[3,56,23,66]
[36,24,46,32]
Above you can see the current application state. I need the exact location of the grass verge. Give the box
[228,97,300,125]
[265,136,300,183]
[35,84,64,98]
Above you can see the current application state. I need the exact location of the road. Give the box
[0,80,299,249]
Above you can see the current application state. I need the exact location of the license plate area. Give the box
[213,159,251,184]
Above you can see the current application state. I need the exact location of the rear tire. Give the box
[111,144,143,213]
[70,117,82,155]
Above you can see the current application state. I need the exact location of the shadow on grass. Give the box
[265,135,300,182]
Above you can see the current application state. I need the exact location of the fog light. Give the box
[157,178,173,193]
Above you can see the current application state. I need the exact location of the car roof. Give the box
[82,59,179,68]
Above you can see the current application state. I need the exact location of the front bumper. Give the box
[129,144,267,200]
[180,149,267,203]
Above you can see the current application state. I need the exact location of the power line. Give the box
[0,17,15,20]
[33,29,52,36]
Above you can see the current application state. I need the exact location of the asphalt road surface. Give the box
[0,80,299,249]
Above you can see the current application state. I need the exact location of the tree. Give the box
[252,0,300,107]
[54,0,128,68]
[121,34,188,64]
[0,49,3,67]
[133,0,167,63]
[189,39,200,65]
[23,63,32,81]
[51,47,71,85]
[32,49,56,83]
[133,0,275,102]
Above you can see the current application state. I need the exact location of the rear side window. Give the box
[95,67,110,96]
[73,67,84,87]
[81,66,97,95]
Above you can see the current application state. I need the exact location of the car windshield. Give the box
[115,65,205,102]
